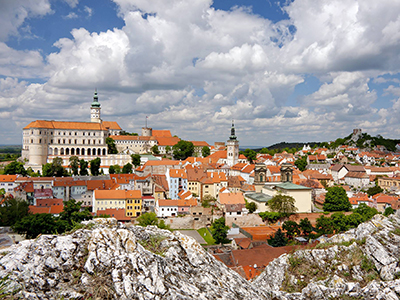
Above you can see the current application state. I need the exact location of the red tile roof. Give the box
[23,120,121,130]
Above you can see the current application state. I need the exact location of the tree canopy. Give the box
[90,157,101,176]
[13,213,68,239]
[106,137,118,154]
[242,149,257,163]
[122,163,133,174]
[210,217,229,245]
[202,146,210,158]
[172,140,194,160]
[69,156,79,176]
[3,161,27,176]
[268,194,298,217]
[151,145,160,155]
[323,186,352,212]
[0,196,29,226]
[59,199,92,230]
[268,228,288,247]
[79,159,89,176]
[245,201,257,213]
[282,220,300,239]
[131,154,141,167]
[42,157,68,177]
[295,156,308,171]
[136,212,171,230]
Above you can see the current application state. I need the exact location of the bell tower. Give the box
[226,120,239,166]
[91,90,101,123]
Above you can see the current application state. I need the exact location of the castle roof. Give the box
[23,120,121,131]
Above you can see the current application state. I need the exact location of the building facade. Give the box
[22,92,121,171]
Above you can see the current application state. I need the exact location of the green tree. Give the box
[79,159,89,176]
[384,207,395,217]
[330,212,349,233]
[202,146,210,158]
[323,186,352,212]
[122,163,133,174]
[245,201,257,213]
[268,194,298,217]
[282,220,300,239]
[165,146,171,154]
[137,212,159,226]
[42,157,67,177]
[295,156,308,171]
[299,218,313,236]
[106,137,118,154]
[131,154,141,168]
[109,165,115,174]
[3,161,27,176]
[136,212,171,230]
[151,145,160,155]
[315,215,334,235]
[210,217,229,245]
[353,203,378,221]
[243,149,257,163]
[90,157,101,176]
[268,228,288,247]
[0,197,29,226]
[59,199,92,230]
[346,212,364,228]
[366,185,383,197]
[172,140,194,160]
[69,156,80,176]
[258,212,281,223]
[13,213,68,239]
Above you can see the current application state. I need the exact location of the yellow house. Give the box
[93,189,142,217]
[261,182,313,213]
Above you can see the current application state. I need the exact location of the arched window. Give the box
[81,148,85,155]
[98,148,101,155]
[54,148,59,155]
[76,148,80,155]
[66,148,70,155]
[87,148,91,155]
[102,148,106,155]
[60,148,64,155]
[71,148,75,155]
[93,148,96,156]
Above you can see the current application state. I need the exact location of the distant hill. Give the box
[330,131,400,152]
[0,145,22,154]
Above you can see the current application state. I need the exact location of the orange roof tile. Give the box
[190,141,210,147]
[156,136,180,146]
[158,199,179,206]
[97,208,131,221]
[87,179,116,190]
[152,130,172,138]
[219,192,245,205]
[143,160,180,166]
[169,169,187,179]
[177,199,197,207]
[94,189,141,199]
[23,120,121,130]
[0,175,18,182]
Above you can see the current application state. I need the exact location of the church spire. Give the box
[229,119,237,140]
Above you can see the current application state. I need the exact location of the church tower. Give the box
[90,90,101,123]
[226,120,239,166]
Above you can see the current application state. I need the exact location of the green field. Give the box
[197,227,215,245]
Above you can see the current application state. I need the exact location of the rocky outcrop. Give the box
[2,213,400,299]
[0,218,268,299]
[254,213,400,299]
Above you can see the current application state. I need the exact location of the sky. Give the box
[2,0,400,147]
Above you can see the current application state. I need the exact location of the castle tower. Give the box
[226,120,239,167]
[142,116,152,137]
[90,90,101,123]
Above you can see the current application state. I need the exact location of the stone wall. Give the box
[226,214,264,227]
[165,215,215,230]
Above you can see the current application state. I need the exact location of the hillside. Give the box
[2,215,400,299]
